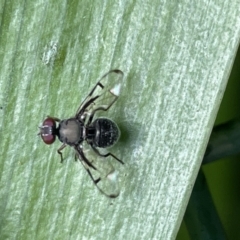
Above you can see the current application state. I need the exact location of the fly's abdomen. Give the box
[92,118,120,148]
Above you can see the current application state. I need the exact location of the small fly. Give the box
[39,70,124,198]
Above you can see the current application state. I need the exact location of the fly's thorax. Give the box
[91,118,120,148]
[58,118,84,145]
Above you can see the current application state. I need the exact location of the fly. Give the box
[39,70,124,198]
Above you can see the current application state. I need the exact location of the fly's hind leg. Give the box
[90,144,124,165]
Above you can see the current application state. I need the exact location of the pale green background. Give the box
[0,1,240,239]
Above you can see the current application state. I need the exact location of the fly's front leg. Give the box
[57,144,66,163]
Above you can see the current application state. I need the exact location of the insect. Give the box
[39,69,124,198]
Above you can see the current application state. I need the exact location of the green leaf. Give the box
[0,1,240,239]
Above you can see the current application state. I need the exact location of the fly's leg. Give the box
[79,95,118,126]
[75,146,100,183]
[75,146,119,198]
[86,96,118,126]
[90,144,124,165]
[57,144,66,163]
[76,87,118,126]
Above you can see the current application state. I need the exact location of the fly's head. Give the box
[38,117,59,144]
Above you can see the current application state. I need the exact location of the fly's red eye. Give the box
[43,117,56,127]
[41,133,56,144]
[40,117,56,144]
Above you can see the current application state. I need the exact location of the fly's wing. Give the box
[76,69,123,123]
[75,142,120,198]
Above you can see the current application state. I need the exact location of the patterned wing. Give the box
[74,142,121,198]
[76,69,123,124]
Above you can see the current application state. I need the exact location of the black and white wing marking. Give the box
[75,141,120,198]
[76,69,123,124]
